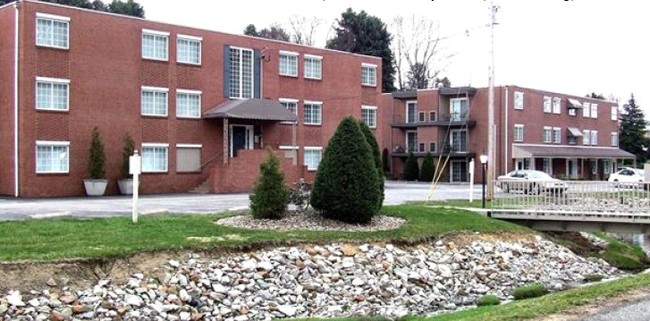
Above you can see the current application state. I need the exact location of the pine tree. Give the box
[419,152,435,182]
[249,150,289,219]
[403,152,419,181]
[382,148,390,175]
[88,127,106,180]
[358,120,384,211]
[311,117,380,224]
[619,94,648,164]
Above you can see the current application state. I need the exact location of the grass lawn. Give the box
[0,205,529,262]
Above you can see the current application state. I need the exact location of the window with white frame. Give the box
[304,147,322,171]
[568,107,577,116]
[177,35,201,65]
[429,111,436,122]
[611,106,618,121]
[176,144,201,172]
[418,112,426,123]
[279,98,298,122]
[583,102,590,117]
[611,132,618,146]
[141,86,168,116]
[590,103,598,119]
[583,130,590,145]
[406,131,418,152]
[142,29,169,61]
[591,130,598,145]
[451,129,467,152]
[176,89,201,118]
[36,141,69,173]
[279,51,298,77]
[603,160,612,174]
[514,124,524,142]
[542,158,552,175]
[304,55,322,80]
[552,97,561,114]
[361,105,377,128]
[304,101,322,125]
[406,101,418,123]
[543,126,552,143]
[429,142,436,152]
[514,91,524,110]
[36,77,69,111]
[553,127,561,143]
[36,13,69,49]
[361,63,377,86]
[229,46,254,99]
[543,96,552,113]
[142,143,168,172]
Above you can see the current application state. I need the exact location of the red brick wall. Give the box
[0,4,15,195]
[9,1,381,197]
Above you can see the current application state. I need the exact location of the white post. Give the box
[469,158,475,202]
[130,150,142,224]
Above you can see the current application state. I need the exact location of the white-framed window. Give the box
[142,29,169,61]
[450,98,468,121]
[279,98,298,123]
[142,143,169,172]
[418,111,426,123]
[36,77,69,111]
[583,130,590,145]
[36,141,69,173]
[176,89,201,118]
[429,111,436,122]
[141,86,168,116]
[304,54,322,80]
[177,34,202,65]
[514,124,524,142]
[176,144,201,172]
[418,143,425,153]
[361,63,377,86]
[582,101,590,118]
[450,129,468,152]
[611,106,618,121]
[429,142,436,152]
[603,160,612,175]
[229,46,254,99]
[36,13,69,49]
[611,132,618,147]
[568,107,577,116]
[542,158,552,175]
[553,127,561,143]
[590,103,598,119]
[406,131,418,152]
[361,105,377,128]
[304,100,322,125]
[591,130,598,145]
[304,147,322,171]
[279,51,298,77]
[552,97,561,114]
[406,100,418,123]
[514,91,524,110]
[543,96,552,113]
[543,126,552,143]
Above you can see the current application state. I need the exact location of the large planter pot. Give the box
[118,178,134,195]
[84,179,108,196]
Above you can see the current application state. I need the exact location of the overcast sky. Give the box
[135,0,648,115]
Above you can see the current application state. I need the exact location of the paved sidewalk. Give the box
[0,181,486,221]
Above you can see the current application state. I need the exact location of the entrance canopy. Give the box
[203,99,297,122]
[512,144,635,159]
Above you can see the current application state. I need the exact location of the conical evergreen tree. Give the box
[88,127,106,179]
[311,117,380,224]
[419,152,435,182]
[249,149,289,219]
[403,152,419,181]
[619,94,648,164]
[358,120,384,211]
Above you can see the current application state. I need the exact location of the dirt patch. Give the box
[545,231,603,256]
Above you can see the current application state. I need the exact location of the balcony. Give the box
[391,144,474,158]
[391,112,476,129]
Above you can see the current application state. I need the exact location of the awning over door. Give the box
[512,144,635,159]
[203,99,297,122]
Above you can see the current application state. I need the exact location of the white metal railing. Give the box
[492,180,650,214]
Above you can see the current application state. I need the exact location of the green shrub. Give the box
[88,127,106,179]
[382,148,390,175]
[512,283,549,300]
[583,274,604,282]
[476,294,501,306]
[419,152,435,182]
[120,133,135,178]
[358,120,384,211]
[311,117,380,224]
[249,149,289,219]
[403,152,419,181]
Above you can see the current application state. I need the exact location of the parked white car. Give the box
[496,170,568,194]
[608,167,644,188]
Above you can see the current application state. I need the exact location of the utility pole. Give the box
[487,0,498,201]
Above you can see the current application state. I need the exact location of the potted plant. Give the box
[118,133,135,195]
[84,127,108,196]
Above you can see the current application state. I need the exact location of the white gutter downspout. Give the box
[504,86,509,174]
[13,1,20,197]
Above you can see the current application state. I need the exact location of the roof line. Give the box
[513,143,623,150]
[503,84,618,104]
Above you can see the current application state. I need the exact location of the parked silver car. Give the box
[497,170,568,194]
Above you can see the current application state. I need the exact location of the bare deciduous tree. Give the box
[289,15,322,46]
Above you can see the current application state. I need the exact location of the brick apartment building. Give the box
[383,86,635,183]
[0,0,383,197]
